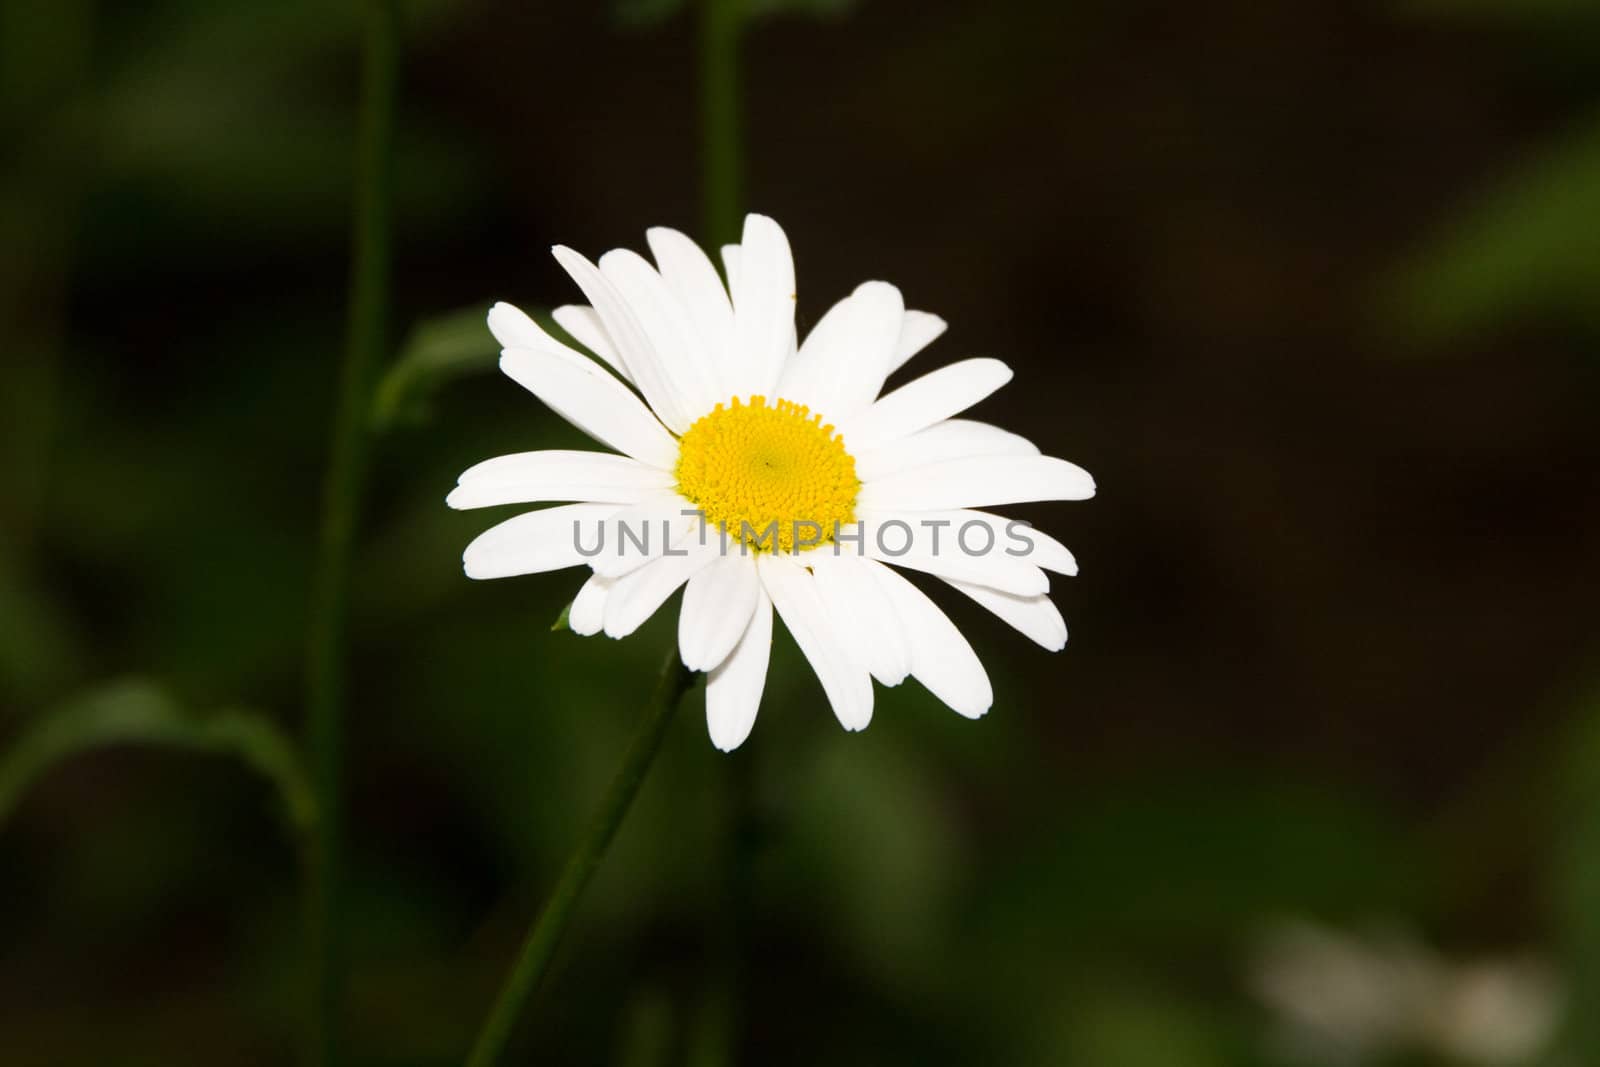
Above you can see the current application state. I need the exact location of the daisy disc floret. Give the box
[675,396,859,553]
[449,214,1095,751]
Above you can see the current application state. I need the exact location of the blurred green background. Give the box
[3,0,1599,1064]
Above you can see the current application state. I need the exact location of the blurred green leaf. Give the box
[1038,977,1241,1067]
[967,774,1418,963]
[371,306,500,430]
[614,987,675,1067]
[1388,111,1600,341]
[0,0,93,129]
[371,305,588,430]
[0,679,315,835]
[746,0,857,16]
[551,601,573,632]
[769,729,963,984]
[0,544,80,708]
[615,0,856,29]
[54,1,484,261]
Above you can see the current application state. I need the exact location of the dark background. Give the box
[3,0,1599,1064]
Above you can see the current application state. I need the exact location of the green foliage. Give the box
[743,0,857,17]
[1389,0,1600,344]
[371,307,502,430]
[1389,111,1600,341]
[1036,979,1244,1067]
[0,548,79,707]
[0,679,315,835]
[614,0,857,30]
[371,306,591,430]
[2,0,1593,1060]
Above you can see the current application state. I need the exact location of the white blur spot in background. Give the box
[1249,919,1565,1066]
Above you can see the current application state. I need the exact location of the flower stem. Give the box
[699,0,743,247]
[695,4,750,1062]
[465,651,696,1067]
[305,2,399,1064]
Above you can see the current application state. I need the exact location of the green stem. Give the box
[305,2,399,1064]
[686,747,753,1067]
[4,0,95,564]
[466,652,696,1067]
[694,6,749,1064]
[699,0,743,247]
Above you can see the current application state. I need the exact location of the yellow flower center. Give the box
[675,395,859,553]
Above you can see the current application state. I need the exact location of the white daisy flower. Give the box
[450,214,1095,751]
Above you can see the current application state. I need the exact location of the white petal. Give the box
[720,244,741,292]
[497,348,679,470]
[869,561,992,719]
[857,508,1076,578]
[568,572,613,636]
[486,302,549,350]
[886,310,948,376]
[856,512,1048,596]
[447,450,675,510]
[551,305,632,384]
[728,214,796,399]
[858,455,1095,511]
[599,248,720,420]
[809,552,910,686]
[705,588,772,752]
[840,358,1013,453]
[491,302,637,392]
[941,578,1067,651]
[853,419,1039,482]
[678,554,761,672]
[779,281,904,422]
[462,503,619,580]
[552,245,695,432]
[984,514,1078,576]
[602,523,720,638]
[490,303,618,377]
[758,553,873,731]
[647,227,737,396]
[589,492,702,579]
